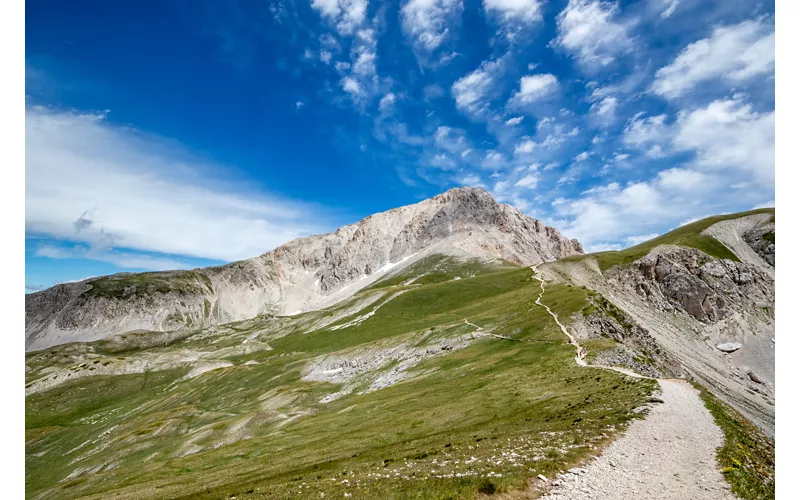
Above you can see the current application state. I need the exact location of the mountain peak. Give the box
[26,188,583,350]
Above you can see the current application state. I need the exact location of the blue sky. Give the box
[25,0,775,292]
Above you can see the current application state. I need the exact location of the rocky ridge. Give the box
[26,187,582,351]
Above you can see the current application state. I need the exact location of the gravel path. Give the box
[540,379,735,500]
[529,265,735,500]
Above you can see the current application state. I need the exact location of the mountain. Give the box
[25,202,775,500]
[25,187,583,351]
[540,208,775,434]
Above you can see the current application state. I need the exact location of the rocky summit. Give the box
[25,187,582,351]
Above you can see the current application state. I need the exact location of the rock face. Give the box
[742,223,775,267]
[544,211,775,434]
[615,245,774,323]
[25,187,583,351]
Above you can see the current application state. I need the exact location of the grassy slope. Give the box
[83,270,214,300]
[561,208,775,272]
[695,383,775,500]
[26,259,656,500]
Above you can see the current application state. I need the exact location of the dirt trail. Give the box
[539,379,735,500]
[529,265,735,500]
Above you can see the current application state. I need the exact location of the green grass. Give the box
[26,257,657,500]
[84,270,214,300]
[562,208,774,272]
[365,254,518,290]
[762,232,774,244]
[695,384,775,500]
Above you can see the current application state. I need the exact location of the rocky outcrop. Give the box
[743,224,775,267]
[611,246,773,323]
[26,187,583,351]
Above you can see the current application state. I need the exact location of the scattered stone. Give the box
[538,474,548,482]
[716,342,742,353]
[747,370,763,384]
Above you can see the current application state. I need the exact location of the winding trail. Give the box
[528,265,736,500]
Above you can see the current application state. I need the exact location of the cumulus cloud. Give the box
[622,112,670,148]
[379,92,396,114]
[652,19,775,99]
[552,97,773,249]
[26,106,329,263]
[505,116,524,126]
[452,58,504,117]
[311,0,368,36]
[515,173,539,189]
[553,0,632,69]
[484,0,543,23]
[673,96,774,185]
[590,96,617,122]
[401,0,463,65]
[341,76,364,97]
[509,73,559,104]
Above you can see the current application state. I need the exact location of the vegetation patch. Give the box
[84,271,213,300]
[26,258,657,500]
[695,383,775,500]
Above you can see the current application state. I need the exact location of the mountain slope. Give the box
[25,187,583,351]
[25,210,775,500]
[541,209,775,435]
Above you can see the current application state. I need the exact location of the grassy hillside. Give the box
[563,208,774,272]
[26,257,656,499]
[695,383,775,500]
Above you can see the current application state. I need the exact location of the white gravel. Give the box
[539,379,735,500]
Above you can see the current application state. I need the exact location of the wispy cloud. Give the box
[652,19,774,99]
[26,106,333,263]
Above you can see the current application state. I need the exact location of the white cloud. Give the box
[659,0,679,19]
[656,167,707,190]
[625,233,660,245]
[401,0,463,64]
[311,0,368,36]
[36,244,193,271]
[622,112,669,148]
[452,58,503,117]
[574,151,590,161]
[459,173,485,187]
[652,20,775,99]
[379,93,396,114]
[510,73,558,104]
[434,126,471,155]
[673,96,774,186]
[320,50,333,64]
[26,106,328,263]
[429,153,457,169]
[296,100,305,109]
[590,96,617,121]
[553,0,632,69]
[514,140,536,155]
[752,200,774,209]
[505,116,524,126]
[341,76,364,97]
[484,0,543,24]
[352,45,377,77]
[515,173,539,189]
[482,150,507,169]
